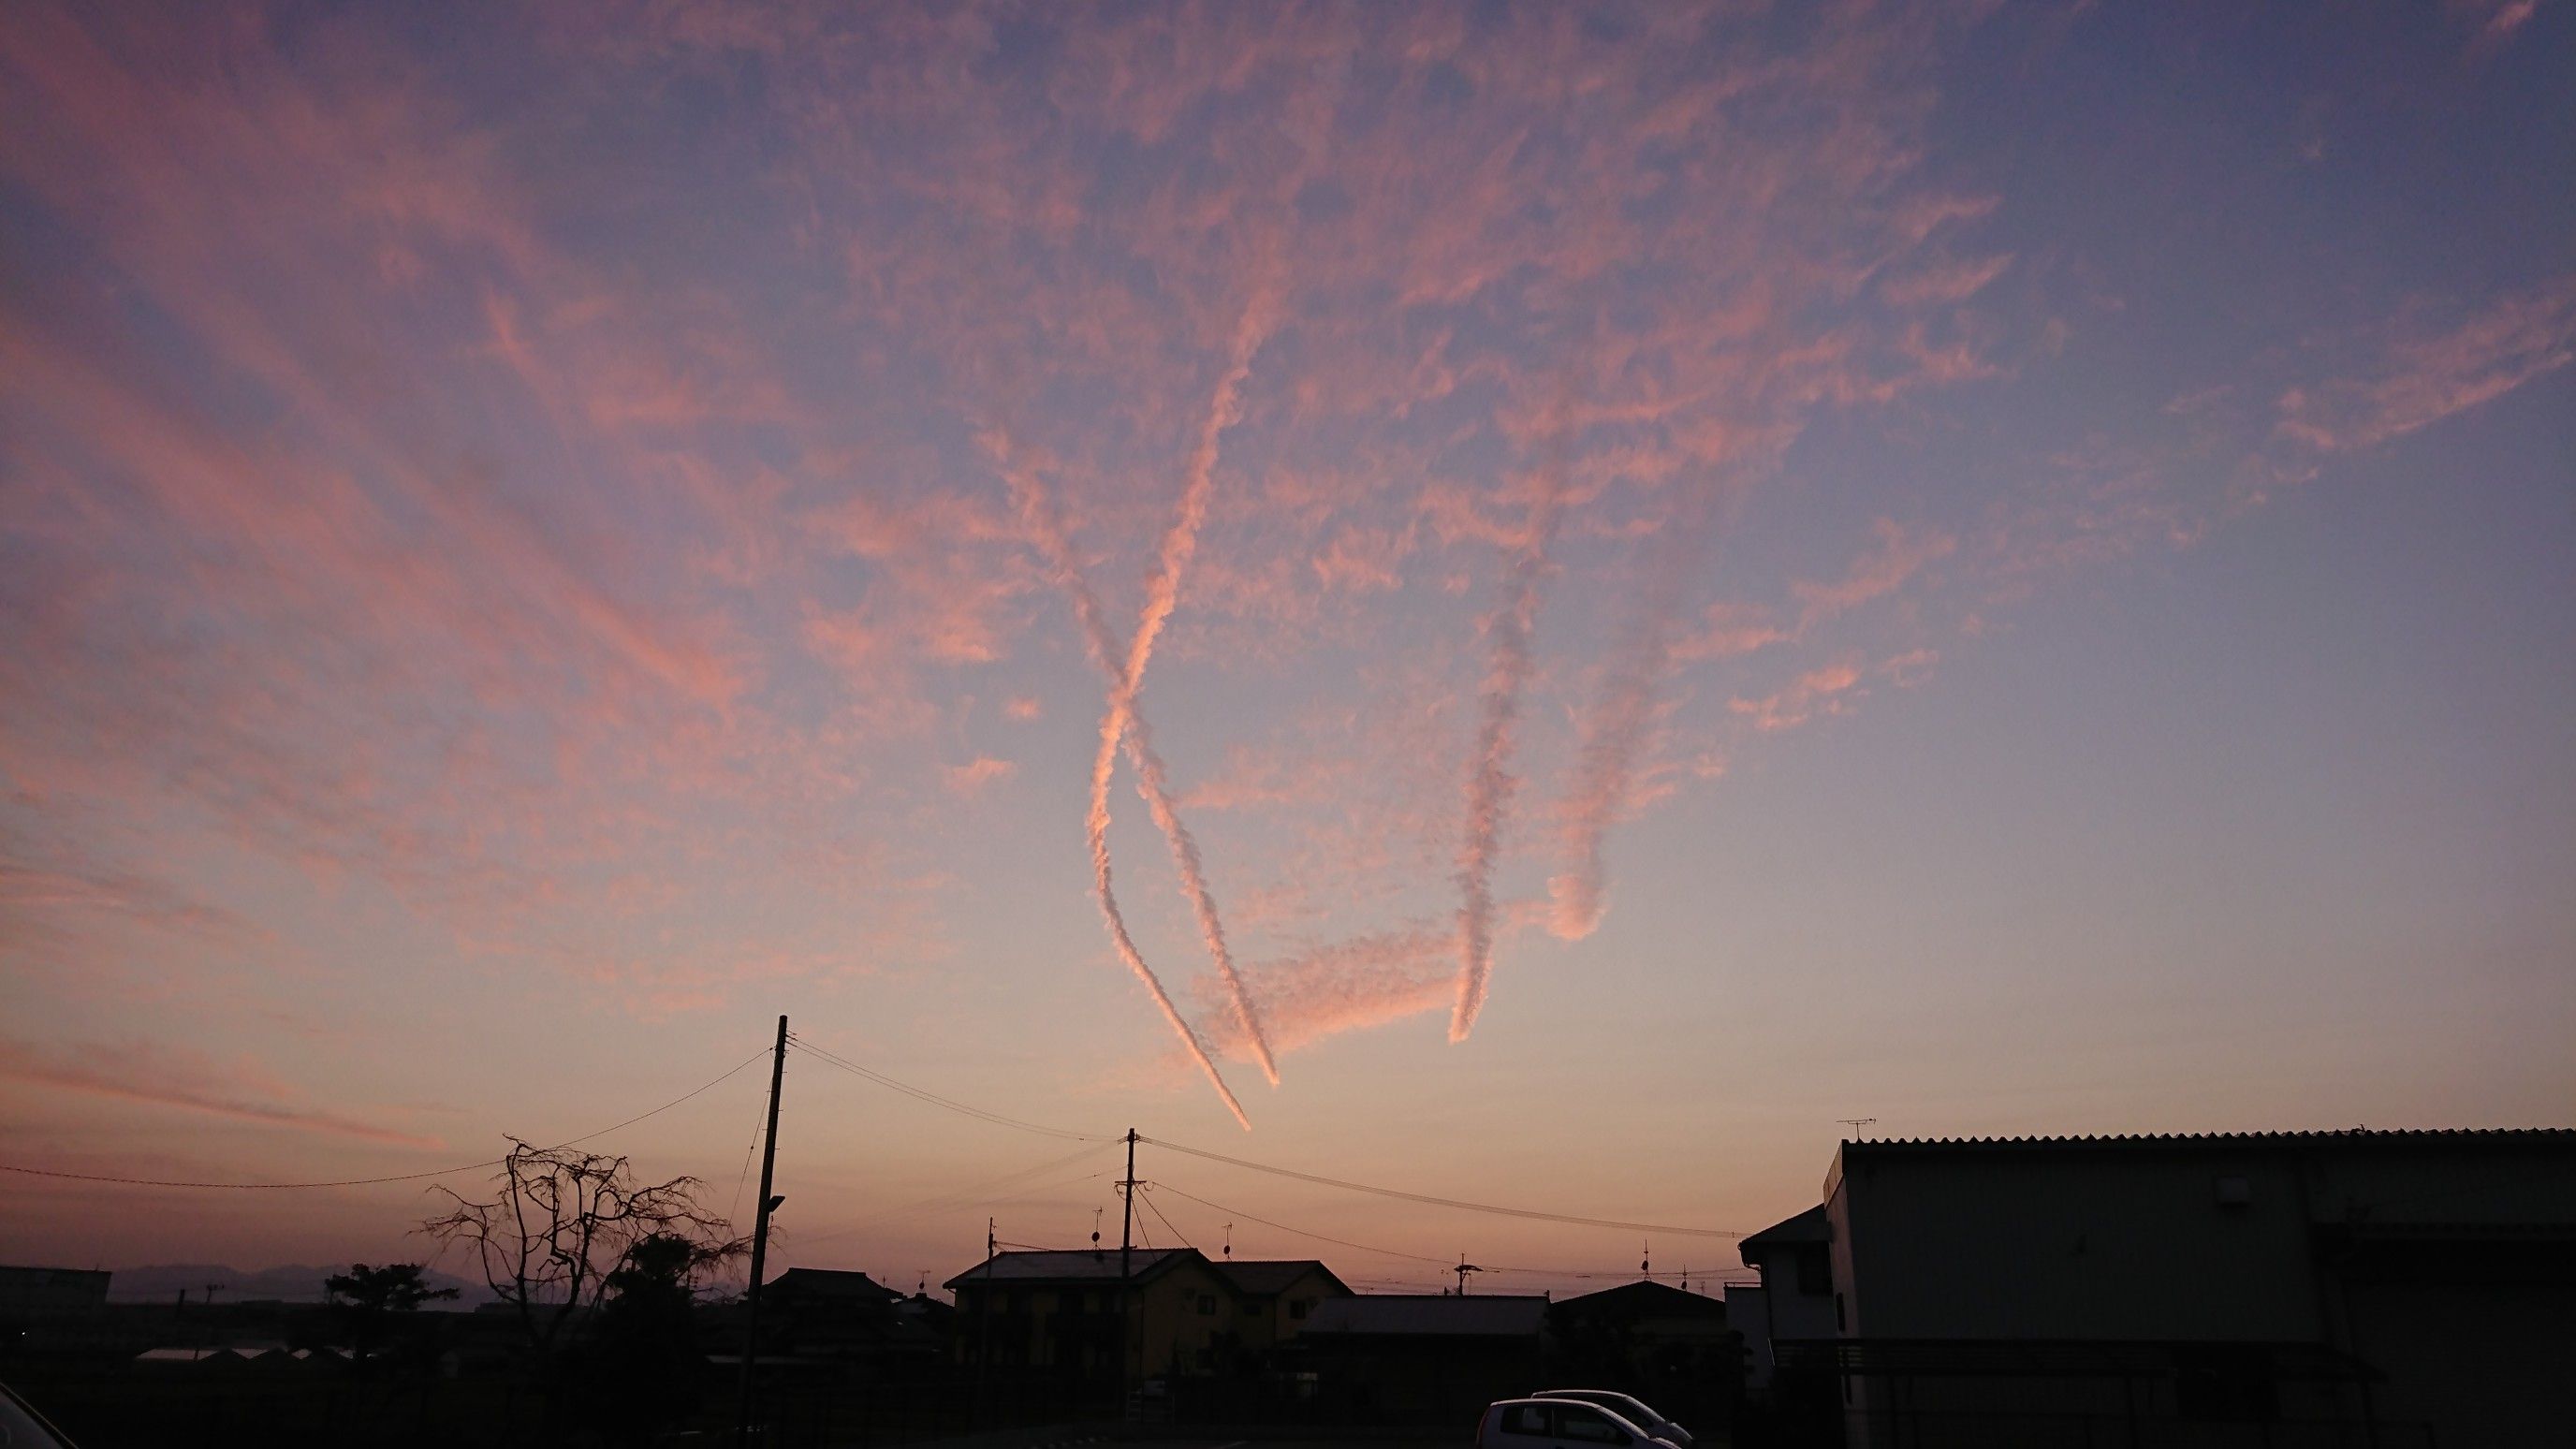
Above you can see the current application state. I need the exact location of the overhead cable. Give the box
[1141,1135,1740,1237]
[785,1033,1108,1142]
[0,1045,773,1190]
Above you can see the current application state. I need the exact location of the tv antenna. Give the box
[1222,1222,1234,1261]
[1837,1117,1878,1136]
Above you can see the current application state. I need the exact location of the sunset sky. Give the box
[4,0,2570,1298]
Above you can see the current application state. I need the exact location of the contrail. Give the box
[1079,293,1281,1088]
[1548,521,1698,942]
[1449,442,1569,1044]
[984,427,1280,1102]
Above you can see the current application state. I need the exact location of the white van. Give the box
[1476,1397,1670,1449]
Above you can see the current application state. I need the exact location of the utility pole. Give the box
[1454,1255,1480,1295]
[1118,1127,1137,1415]
[974,1218,996,1420]
[735,1015,790,1445]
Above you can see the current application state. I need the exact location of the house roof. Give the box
[1213,1259,1349,1296]
[1738,1204,1829,1253]
[943,1247,1198,1291]
[1302,1294,1550,1338]
[768,1267,900,1302]
[1553,1279,1728,1321]
[1840,1129,2574,1152]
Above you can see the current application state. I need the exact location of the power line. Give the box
[781,1038,1738,1241]
[1152,1180,1749,1286]
[1140,1135,1740,1238]
[785,1033,1109,1142]
[797,1142,1113,1248]
[1135,1184,1194,1252]
[0,1046,773,1191]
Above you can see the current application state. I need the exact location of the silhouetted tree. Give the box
[578,1231,733,1441]
[417,1139,746,1366]
[323,1261,458,1366]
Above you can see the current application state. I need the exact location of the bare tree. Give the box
[419,1138,747,1361]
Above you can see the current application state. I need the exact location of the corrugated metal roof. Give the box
[1841,1129,2574,1151]
[1303,1293,1550,1338]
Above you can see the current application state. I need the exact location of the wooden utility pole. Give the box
[735,1015,789,1444]
[1117,1127,1137,1413]
[974,1218,995,1420]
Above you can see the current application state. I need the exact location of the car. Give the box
[1532,1389,1692,1448]
[0,1380,80,1448]
[1477,1397,1670,1449]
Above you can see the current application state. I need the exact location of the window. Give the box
[1558,1408,1631,1445]
[1289,1299,1310,1320]
[1197,1294,1217,1315]
[1500,1405,1552,1437]
[1242,1299,1259,1316]
[1794,1244,1833,1295]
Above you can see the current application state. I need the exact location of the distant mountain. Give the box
[107,1263,490,1305]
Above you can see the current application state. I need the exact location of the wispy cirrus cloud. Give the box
[0,1038,444,1149]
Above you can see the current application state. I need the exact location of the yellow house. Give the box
[1212,1259,1353,1355]
[949,1247,1257,1380]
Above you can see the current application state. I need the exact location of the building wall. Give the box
[1127,1258,1240,1377]
[1822,1134,2576,1446]
[1827,1147,2329,1340]
[0,1266,112,1317]
[1230,1266,1346,1355]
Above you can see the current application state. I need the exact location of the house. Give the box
[945,1247,1247,1382]
[1209,1258,1353,1357]
[0,1266,111,1318]
[1793,1128,2576,1447]
[1548,1279,1736,1431]
[1729,1205,1835,1396]
[1290,1294,1551,1425]
[752,1267,931,1365]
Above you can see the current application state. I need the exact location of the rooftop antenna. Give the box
[1222,1222,1234,1261]
[1837,1117,1878,1137]
[1091,1207,1104,1259]
[1641,1241,1650,1279]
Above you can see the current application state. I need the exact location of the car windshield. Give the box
[1550,1392,1655,1423]
[0,1386,74,1448]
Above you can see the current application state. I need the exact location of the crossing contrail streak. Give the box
[1450,445,1569,1044]
[984,429,1279,1106]
[1549,520,1701,941]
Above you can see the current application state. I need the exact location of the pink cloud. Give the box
[1729,661,1867,735]
[0,1038,444,1149]
[943,755,1018,796]
[2276,275,2576,453]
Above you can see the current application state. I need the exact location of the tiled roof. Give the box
[768,1267,900,1300]
[1738,1204,1829,1251]
[1213,1259,1343,1296]
[943,1247,1194,1290]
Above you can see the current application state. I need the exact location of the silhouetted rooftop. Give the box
[1739,1204,1829,1251]
[1838,1128,2574,1152]
[1212,1259,1348,1296]
[1303,1294,1549,1338]
[943,1247,1194,1290]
